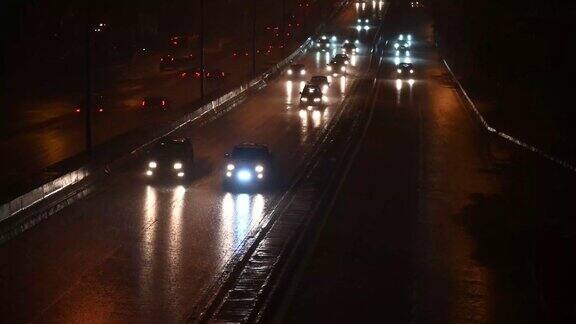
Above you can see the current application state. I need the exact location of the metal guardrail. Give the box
[442,59,576,173]
[0,36,314,224]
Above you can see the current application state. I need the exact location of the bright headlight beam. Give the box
[255,165,264,173]
[149,161,157,168]
[173,162,182,170]
[227,164,235,171]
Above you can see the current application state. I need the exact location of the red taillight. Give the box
[98,108,103,113]
[142,100,146,107]
[161,100,166,106]
[75,108,81,113]
[233,53,237,57]
[181,72,187,78]
[221,72,225,77]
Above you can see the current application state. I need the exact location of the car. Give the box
[145,137,194,181]
[314,36,331,51]
[179,68,226,79]
[356,18,370,31]
[300,84,325,105]
[141,96,169,110]
[333,53,350,65]
[287,64,307,77]
[159,54,177,71]
[74,94,107,114]
[396,45,410,57]
[327,58,347,76]
[224,143,274,190]
[342,40,357,53]
[309,75,330,86]
[396,63,415,76]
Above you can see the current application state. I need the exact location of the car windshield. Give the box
[231,147,268,160]
[311,77,325,82]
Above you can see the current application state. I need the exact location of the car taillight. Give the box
[221,72,225,77]
[75,108,81,113]
[98,108,103,113]
[161,100,166,106]
[181,72,187,78]
[142,100,146,107]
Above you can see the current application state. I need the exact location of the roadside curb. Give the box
[442,59,576,173]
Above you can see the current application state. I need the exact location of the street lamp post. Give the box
[251,0,256,78]
[84,16,93,154]
[200,0,205,99]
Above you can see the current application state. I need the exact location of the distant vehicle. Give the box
[309,75,330,86]
[333,53,350,65]
[300,84,325,105]
[410,1,423,8]
[356,18,370,30]
[159,53,194,71]
[342,40,357,53]
[142,96,169,110]
[396,63,415,76]
[314,36,331,51]
[74,94,107,114]
[396,45,410,57]
[179,68,226,79]
[159,54,177,71]
[145,137,194,180]
[287,64,307,76]
[224,143,274,190]
[327,58,347,76]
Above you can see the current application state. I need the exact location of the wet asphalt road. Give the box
[0,3,383,323]
[281,5,576,324]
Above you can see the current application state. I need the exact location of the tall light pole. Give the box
[200,0,205,99]
[84,13,93,154]
[251,0,256,78]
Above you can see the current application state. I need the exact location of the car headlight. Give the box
[177,172,185,177]
[326,44,330,48]
[327,66,332,71]
[410,69,414,73]
[394,43,399,49]
[226,171,232,177]
[301,97,308,102]
[345,60,349,64]
[146,170,153,176]
[316,43,320,47]
[255,165,264,173]
[287,69,293,75]
[149,161,157,169]
[397,69,402,73]
[173,162,182,170]
[300,69,306,75]
[314,97,321,102]
[340,66,345,72]
[227,163,235,171]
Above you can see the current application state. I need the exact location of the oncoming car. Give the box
[396,63,415,76]
[327,58,347,76]
[145,137,194,181]
[287,64,307,77]
[300,84,326,105]
[224,143,274,190]
[309,75,330,87]
[314,36,331,51]
[342,40,357,53]
[333,53,350,65]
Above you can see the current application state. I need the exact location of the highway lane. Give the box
[0,3,384,322]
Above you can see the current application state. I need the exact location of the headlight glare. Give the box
[227,164,235,171]
[149,161,157,168]
[173,162,183,170]
[255,165,264,173]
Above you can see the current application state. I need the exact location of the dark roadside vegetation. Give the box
[432,0,576,320]
[431,0,576,162]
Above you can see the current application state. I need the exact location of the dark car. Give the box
[145,137,194,181]
[396,45,410,57]
[179,68,227,79]
[224,143,274,190]
[74,94,107,114]
[333,53,350,65]
[309,75,330,87]
[142,96,169,110]
[342,41,357,53]
[396,63,415,76]
[314,37,331,51]
[327,58,347,75]
[287,64,307,77]
[159,54,177,71]
[300,84,325,105]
